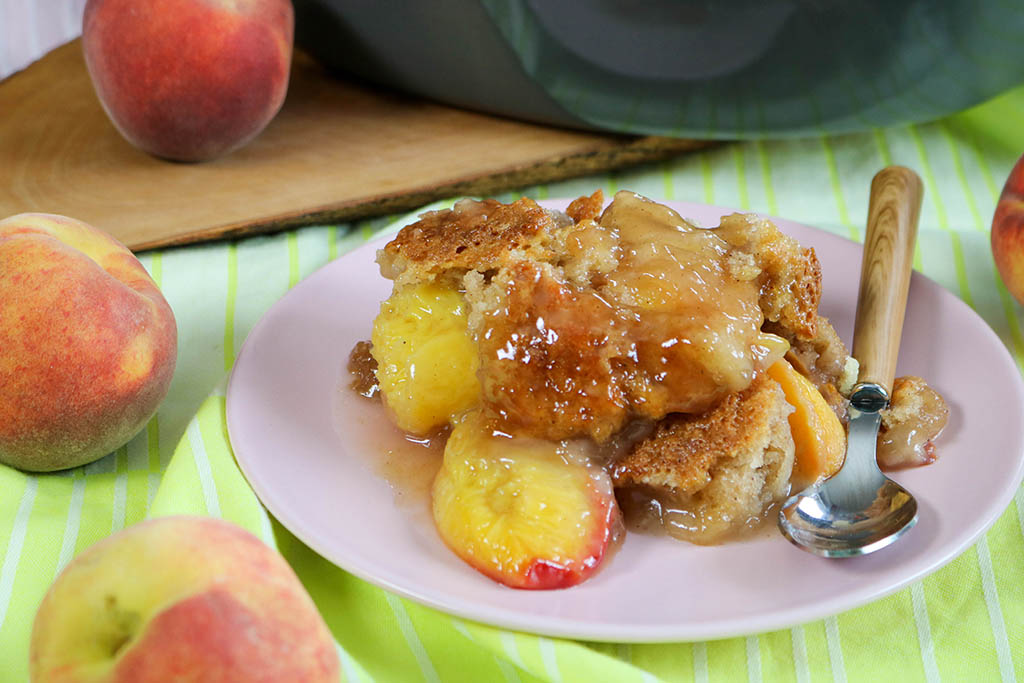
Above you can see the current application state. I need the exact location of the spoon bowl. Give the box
[779,477,917,558]
[780,382,919,557]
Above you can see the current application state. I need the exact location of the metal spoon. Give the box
[779,166,924,557]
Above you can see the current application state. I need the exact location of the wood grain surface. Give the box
[0,41,709,251]
[852,166,924,393]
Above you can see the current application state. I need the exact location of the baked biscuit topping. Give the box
[614,374,795,544]
[379,197,572,287]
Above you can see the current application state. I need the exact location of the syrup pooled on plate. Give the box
[340,345,446,533]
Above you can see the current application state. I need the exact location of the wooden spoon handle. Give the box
[851,166,924,394]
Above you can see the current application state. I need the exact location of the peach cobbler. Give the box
[349,191,948,589]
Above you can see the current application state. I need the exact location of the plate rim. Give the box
[226,197,1024,642]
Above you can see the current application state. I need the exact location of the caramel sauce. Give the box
[602,193,783,407]
[478,192,788,442]
[347,340,379,399]
[618,487,781,545]
[877,376,949,469]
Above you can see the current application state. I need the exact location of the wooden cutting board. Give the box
[0,41,710,251]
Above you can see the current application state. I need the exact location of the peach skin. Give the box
[30,516,340,682]
[0,213,177,471]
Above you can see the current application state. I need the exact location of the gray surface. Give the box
[294,0,1024,138]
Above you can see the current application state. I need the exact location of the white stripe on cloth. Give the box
[0,477,38,630]
[384,593,440,683]
[451,619,472,640]
[336,642,365,683]
[824,616,847,683]
[910,582,940,683]
[746,635,763,683]
[538,637,564,683]
[791,626,811,683]
[55,477,86,575]
[501,632,527,670]
[187,418,222,518]
[112,472,127,532]
[976,537,1016,683]
[693,642,708,683]
[495,656,522,683]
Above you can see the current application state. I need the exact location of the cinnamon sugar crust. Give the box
[612,374,793,493]
[565,190,604,223]
[378,197,571,286]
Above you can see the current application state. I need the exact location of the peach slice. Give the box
[767,360,846,489]
[432,413,620,589]
[371,282,480,434]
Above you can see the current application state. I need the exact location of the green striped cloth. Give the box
[2,87,1024,682]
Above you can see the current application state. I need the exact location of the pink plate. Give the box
[226,199,1024,642]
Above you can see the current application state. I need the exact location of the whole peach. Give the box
[30,516,340,682]
[0,213,177,472]
[82,0,293,162]
[992,153,1024,304]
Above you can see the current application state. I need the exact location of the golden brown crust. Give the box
[612,374,791,493]
[565,190,604,223]
[612,375,796,544]
[777,246,822,339]
[378,197,565,284]
[882,377,922,427]
[717,213,822,340]
[347,340,379,399]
